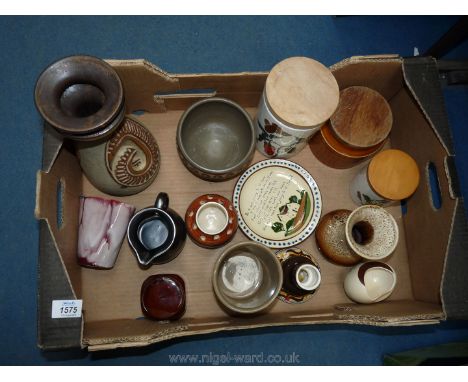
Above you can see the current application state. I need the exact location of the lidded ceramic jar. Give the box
[350,149,420,206]
[256,57,339,158]
[309,86,392,169]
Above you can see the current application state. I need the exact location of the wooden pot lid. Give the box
[368,149,420,201]
[185,194,238,248]
[330,86,392,149]
[321,122,385,159]
[265,57,339,128]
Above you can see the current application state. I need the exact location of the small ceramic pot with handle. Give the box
[127,193,186,267]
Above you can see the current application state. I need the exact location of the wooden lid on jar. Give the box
[265,56,339,129]
[330,86,392,149]
[368,149,420,201]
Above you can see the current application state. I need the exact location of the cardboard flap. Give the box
[403,57,454,155]
[35,136,84,350]
[334,300,443,324]
[37,220,83,350]
[330,55,403,100]
[107,59,267,113]
[402,57,468,319]
[41,124,64,173]
[441,198,468,319]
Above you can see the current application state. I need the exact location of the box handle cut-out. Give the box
[427,162,442,210]
[155,88,217,99]
[56,178,65,230]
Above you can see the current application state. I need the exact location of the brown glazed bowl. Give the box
[176,97,255,181]
[212,241,282,315]
[34,55,124,139]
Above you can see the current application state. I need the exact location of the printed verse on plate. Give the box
[244,170,293,231]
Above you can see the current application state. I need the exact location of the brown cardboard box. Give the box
[35,55,468,351]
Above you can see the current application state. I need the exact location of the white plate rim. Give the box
[232,159,322,248]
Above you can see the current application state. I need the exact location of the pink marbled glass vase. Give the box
[77,196,135,269]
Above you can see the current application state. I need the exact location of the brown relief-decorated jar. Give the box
[76,116,160,196]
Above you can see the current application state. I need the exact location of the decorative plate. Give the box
[185,194,238,248]
[233,159,322,248]
[276,247,320,304]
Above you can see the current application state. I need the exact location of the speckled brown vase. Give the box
[315,209,362,266]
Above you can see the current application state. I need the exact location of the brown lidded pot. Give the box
[309,86,392,169]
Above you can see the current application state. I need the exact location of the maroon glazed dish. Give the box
[140,274,186,321]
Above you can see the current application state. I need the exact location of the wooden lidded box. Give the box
[35,55,468,351]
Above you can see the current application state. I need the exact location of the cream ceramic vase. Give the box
[256,57,339,159]
[344,261,397,304]
[76,116,160,196]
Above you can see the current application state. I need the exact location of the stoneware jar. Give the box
[34,55,125,141]
[309,86,392,169]
[344,261,397,304]
[350,149,420,206]
[256,56,339,158]
[76,116,161,196]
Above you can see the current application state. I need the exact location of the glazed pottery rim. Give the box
[295,263,321,291]
[56,103,126,141]
[233,159,322,249]
[176,97,256,175]
[212,241,283,314]
[195,201,229,235]
[127,207,177,267]
[345,205,399,260]
[275,247,321,304]
[34,54,124,135]
[185,193,238,248]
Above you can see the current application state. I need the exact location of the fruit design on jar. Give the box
[106,118,160,187]
[271,189,311,237]
[257,118,304,158]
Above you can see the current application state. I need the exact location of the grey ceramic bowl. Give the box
[212,241,283,315]
[176,97,255,181]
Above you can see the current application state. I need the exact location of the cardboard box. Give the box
[35,55,468,351]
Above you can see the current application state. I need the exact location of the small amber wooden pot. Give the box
[309,122,385,169]
[309,86,392,169]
